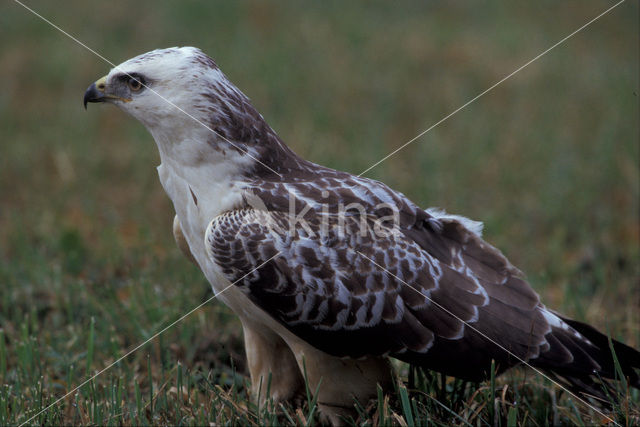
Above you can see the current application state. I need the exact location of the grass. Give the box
[1,1,638,425]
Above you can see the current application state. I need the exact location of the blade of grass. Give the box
[134,380,143,425]
[301,359,321,427]
[422,391,473,427]
[280,402,296,425]
[507,405,517,427]
[608,336,628,392]
[85,317,95,377]
[567,398,586,427]
[487,360,496,427]
[399,384,415,427]
[0,329,6,381]
[377,384,387,426]
[147,354,153,417]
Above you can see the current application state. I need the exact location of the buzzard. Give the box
[84,47,639,423]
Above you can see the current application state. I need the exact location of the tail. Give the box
[531,311,640,405]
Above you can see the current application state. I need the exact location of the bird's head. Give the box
[84,46,298,175]
[84,46,238,137]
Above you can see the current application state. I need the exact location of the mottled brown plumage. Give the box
[85,47,639,423]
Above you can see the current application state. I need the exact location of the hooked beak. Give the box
[83,75,108,109]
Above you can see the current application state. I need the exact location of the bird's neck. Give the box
[149,124,251,196]
[152,127,249,245]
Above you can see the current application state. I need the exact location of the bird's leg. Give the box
[172,215,197,265]
[242,323,306,405]
[286,340,395,426]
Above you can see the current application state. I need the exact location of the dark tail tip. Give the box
[560,316,640,388]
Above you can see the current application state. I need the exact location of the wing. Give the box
[205,207,552,378]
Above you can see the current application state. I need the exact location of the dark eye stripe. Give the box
[117,73,146,86]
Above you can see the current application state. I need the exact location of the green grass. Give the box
[1,1,638,425]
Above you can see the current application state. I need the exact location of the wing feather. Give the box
[205,174,622,384]
[206,208,489,359]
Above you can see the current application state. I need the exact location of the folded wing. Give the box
[205,208,554,379]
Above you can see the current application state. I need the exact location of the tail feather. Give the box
[531,312,640,404]
[559,316,640,387]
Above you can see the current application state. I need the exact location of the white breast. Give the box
[156,161,300,334]
[157,160,243,297]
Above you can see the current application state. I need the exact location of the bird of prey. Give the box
[84,47,639,423]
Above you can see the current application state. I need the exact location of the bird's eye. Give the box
[128,77,143,91]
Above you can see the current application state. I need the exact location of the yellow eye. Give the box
[128,77,142,91]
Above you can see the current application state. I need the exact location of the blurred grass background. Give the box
[0,1,638,425]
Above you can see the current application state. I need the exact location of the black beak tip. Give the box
[83,83,103,110]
